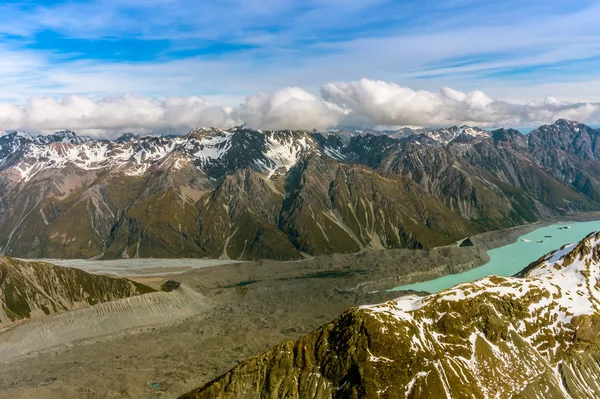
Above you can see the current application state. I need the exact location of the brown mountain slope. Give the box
[0,256,154,325]
[281,155,474,255]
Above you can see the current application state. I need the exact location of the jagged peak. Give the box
[185,126,230,140]
[115,133,140,142]
[492,127,522,134]
[49,130,92,144]
[0,130,92,145]
[491,127,525,142]
[228,124,258,134]
[52,130,78,137]
[194,126,226,133]
[531,119,598,138]
[437,124,484,131]
[262,128,313,139]
[410,124,491,145]
[0,130,34,140]
[554,118,579,126]
[539,118,585,131]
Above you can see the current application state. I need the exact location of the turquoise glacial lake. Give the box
[391,220,600,293]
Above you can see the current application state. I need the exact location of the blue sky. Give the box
[1,0,600,133]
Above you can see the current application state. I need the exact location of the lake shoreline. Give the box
[390,211,600,293]
[469,211,600,251]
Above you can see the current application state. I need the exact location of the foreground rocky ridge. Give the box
[0,256,153,325]
[181,232,600,399]
[0,119,597,260]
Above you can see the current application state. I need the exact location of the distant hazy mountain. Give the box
[180,231,600,399]
[0,120,596,260]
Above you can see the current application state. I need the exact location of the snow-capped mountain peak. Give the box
[418,125,491,145]
[47,130,90,144]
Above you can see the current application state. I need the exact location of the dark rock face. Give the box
[527,119,600,201]
[459,237,474,247]
[0,120,598,261]
[160,280,181,292]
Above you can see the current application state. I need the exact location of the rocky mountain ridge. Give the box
[0,256,154,325]
[180,231,600,399]
[0,120,597,260]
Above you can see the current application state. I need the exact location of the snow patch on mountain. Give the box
[0,123,497,182]
[419,125,491,145]
[264,131,313,173]
[323,146,346,161]
[183,132,232,166]
[364,231,600,365]
[12,136,180,180]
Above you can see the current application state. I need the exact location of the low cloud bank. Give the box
[320,79,600,128]
[1,78,599,137]
[0,95,234,137]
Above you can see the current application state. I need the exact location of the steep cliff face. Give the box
[528,119,600,202]
[181,232,600,399]
[0,256,154,325]
[377,134,594,228]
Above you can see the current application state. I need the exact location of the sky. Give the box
[1,0,600,136]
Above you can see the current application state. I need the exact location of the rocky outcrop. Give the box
[459,237,474,247]
[180,232,600,399]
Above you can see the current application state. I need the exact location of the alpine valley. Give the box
[0,119,597,261]
[181,230,600,399]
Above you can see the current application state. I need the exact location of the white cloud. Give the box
[234,87,343,130]
[0,87,342,136]
[0,79,600,136]
[321,78,600,128]
[1,0,600,112]
[0,94,235,137]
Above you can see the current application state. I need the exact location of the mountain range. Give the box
[179,231,600,399]
[0,119,598,260]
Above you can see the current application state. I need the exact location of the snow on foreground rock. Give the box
[180,232,600,399]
